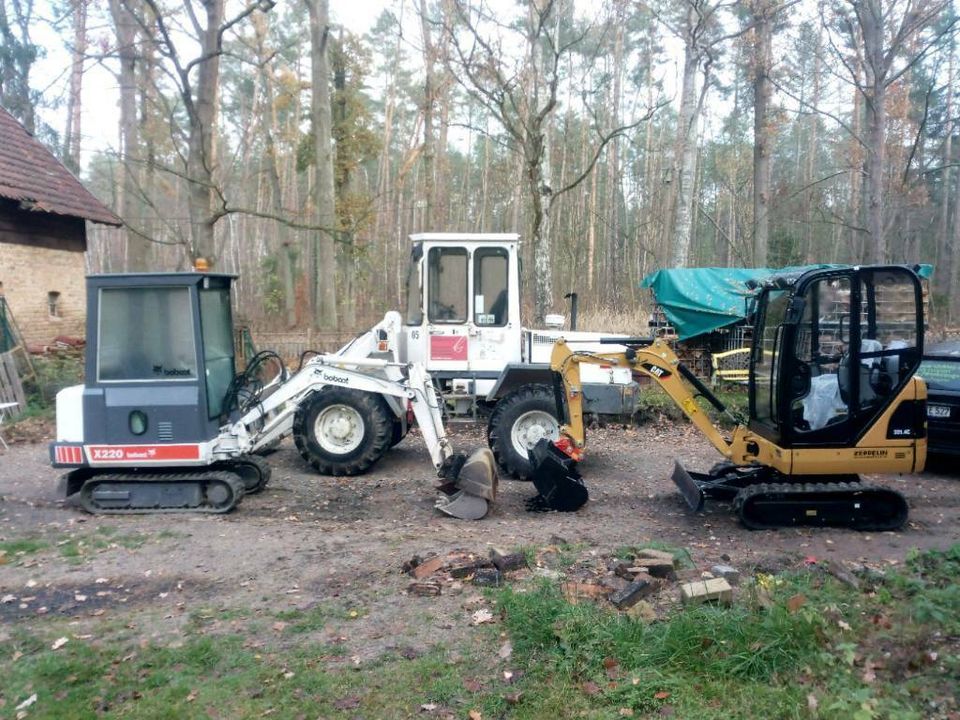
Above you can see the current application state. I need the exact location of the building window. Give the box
[48,291,61,318]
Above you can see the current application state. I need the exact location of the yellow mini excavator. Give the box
[529,264,927,530]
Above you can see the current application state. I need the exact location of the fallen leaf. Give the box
[504,691,522,705]
[497,641,512,660]
[468,710,482,720]
[51,637,69,650]
[186,690,197,702]
[807,693,819,711]
[272,621,287,632]
[420,703,437,712]
[471,608,494,625]
[15,694,37,711]
[654,691,670,700]
[581,681,601,696]
[838,619,851,631]
[787,594,806,613]
[333,696,361,710]
[463,679,483,693]
[619,709,634,717]
[603,657,620,670]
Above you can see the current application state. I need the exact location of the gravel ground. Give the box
[1,423,958,659]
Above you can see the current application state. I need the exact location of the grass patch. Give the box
[0,628,480,719]
[489,545,960,718]
[0,537,50,556]
[633,385,747,428]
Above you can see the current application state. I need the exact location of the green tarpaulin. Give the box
[640,264,933,341]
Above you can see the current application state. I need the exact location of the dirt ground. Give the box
[1,423,959,661]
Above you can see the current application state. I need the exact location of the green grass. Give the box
[0,537,50,556]
[633,385,747,428]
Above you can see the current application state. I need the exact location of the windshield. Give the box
[919,357,960,392]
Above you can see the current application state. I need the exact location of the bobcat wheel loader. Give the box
[50,272,497,520]
[530,264,928,530]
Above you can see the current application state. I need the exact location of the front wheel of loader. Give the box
[293,388,393,476]
[487,384,560,480]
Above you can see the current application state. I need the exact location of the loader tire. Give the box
[487,384,560,480]
[293,388,393,476]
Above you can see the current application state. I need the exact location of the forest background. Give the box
[1,0,958,330]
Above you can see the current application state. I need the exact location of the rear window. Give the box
[919,357,960,391]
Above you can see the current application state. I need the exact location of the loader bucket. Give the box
[455,447,499,501]
[528,438,588,512]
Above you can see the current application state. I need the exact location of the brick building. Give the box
[0,107,120,347]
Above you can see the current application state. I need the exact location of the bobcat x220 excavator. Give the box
[530,265,927,530]
[49,272,497,519]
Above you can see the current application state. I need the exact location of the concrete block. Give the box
[681,577,733,605]
[710,564,740,585]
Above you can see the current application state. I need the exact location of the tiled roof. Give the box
[0,106,121,226]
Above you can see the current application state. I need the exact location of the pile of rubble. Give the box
[403,543,743,623]
[404,547,528,597]
[557,547,740,622]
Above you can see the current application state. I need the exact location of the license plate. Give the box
[927,404,951,419]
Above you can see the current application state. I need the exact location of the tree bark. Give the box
[305,0,338,329]
[63,0,87,173]
[751,0,773,266]
[111,0,147,269]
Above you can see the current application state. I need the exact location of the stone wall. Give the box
[0,240,86,345]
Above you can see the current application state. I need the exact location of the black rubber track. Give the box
[293,387,394,476]
[487,384,559,480]
[213,454,272,494]
[733,481,909,531]
[78,470,245,514]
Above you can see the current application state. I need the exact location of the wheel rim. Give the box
[510,410,559,458]
[314,404,365,455]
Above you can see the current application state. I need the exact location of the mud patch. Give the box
[0,577,217,623]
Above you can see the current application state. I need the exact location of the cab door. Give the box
[467,246,521,372]
[424,245,471,372]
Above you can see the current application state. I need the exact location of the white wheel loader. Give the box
[50,272,497,520]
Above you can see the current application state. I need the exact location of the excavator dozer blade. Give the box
[528,438,588,512]
[436,490,489,520]
[671,460,706,512]
[455,448,499,501]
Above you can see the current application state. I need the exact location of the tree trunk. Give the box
[305,0,338,329]
[670,18,701,268]
[63,0,87,173]
[419,3,435,229]
[111,0,146,269]
[751,0,773,266]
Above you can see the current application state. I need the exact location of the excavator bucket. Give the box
[528,438,588,512]
[435,448,498,520]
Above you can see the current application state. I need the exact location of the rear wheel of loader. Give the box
[293,388,393,476]
[488,384,560,480]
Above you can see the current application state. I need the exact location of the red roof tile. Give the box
[0,106,121,225]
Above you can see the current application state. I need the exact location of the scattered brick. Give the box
[472,568,503,587]
[609,576,657,609]
[489,548,527,573]
[408,581,442,596]
[449,559,494,579]
[561,582,608,604]
[410,555,444,579]
[636,559,676,580]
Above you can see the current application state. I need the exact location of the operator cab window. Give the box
[404,245,424,325]
[98,286,198,382]
[427,247,468,323]
[474,248,509,326]
[199,287,235,419]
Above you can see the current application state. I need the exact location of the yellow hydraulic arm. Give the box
[550,338,771,468]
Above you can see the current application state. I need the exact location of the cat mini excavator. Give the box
[49,272,497,519]
[529,264,928,530]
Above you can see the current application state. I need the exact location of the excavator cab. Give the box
[749,265,925,451]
